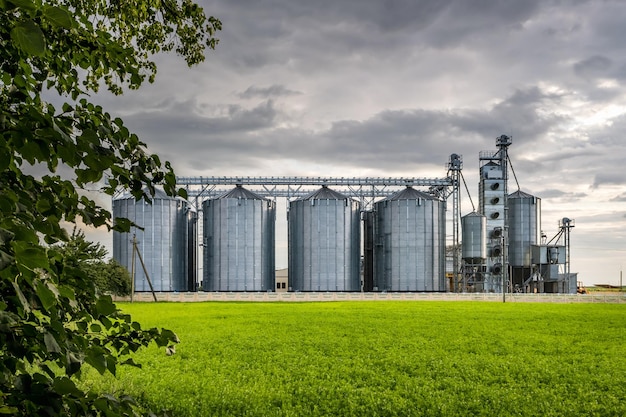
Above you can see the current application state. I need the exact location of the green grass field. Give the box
[83,301,626,416]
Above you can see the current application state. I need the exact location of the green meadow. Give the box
[83,301,626,416]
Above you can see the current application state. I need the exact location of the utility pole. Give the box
[131,234,136,303]
[132,234,158,302]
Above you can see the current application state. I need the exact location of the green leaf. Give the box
[6,0,38,13]
[44,332,61,353]
[53,377,80,396]
[65,351,82,376]
[75,168,102,184]
[0,249,13,270]
[95,295,116,316]
[11,280,31,313]
[36,196,52,213]
[86,349,107,374]
[121,358,142,369]
[12,241,49,271]
[36,280,57,311]
[58,285,76,301]
[43,5,73,29]
[10,20,46,57]
[112,217,132,233]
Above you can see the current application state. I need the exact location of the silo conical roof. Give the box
[300,185,349,201]
[386,186,435,201]
[113,187,171,201]
[463,211,484,218]
[219,184,266,200]
[508,190,535,199]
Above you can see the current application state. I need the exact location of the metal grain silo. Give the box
[186,208,198,291]
[508,190,541,267]
[373,187,445,292]
[288,186,361,292]
[461,212,486,262]
[113,189,192,292]
[202,185,275,291]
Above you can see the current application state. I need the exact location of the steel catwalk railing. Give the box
[176,176,452,187]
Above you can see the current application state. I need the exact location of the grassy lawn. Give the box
[82,301,626,416]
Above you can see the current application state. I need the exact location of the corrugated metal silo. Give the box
[186,208,198,291]
[508,190,541,267]
[373,187,445,292]
[202,185,275,291]
[113,189,192,292]
[461,212,486,262]
[288,186,361,291]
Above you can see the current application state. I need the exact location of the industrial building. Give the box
[112,135,577,294]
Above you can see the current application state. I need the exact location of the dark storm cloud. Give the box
[119,83,576,175]
[205,0,548,72]
[94,0,620,180]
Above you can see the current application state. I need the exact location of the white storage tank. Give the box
[113,189,193,292]
[373,187,446,292]
[288,186,361,291]
[202,185,275,291]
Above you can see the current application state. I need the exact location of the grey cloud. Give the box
[592,172,626,189]
[127,99,278,136]
[573,55,613,79]
[423,0,542,48]
[534,189,588,200]
[238,85,302,99]
[142,85,583,175]
[206,0,550,71]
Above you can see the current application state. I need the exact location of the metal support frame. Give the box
[497,135,511,300]
[178,176,455,211]
[559,217,575,287]
[447,155,462,292]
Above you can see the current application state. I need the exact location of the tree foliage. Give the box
[58,228,132,297]
[0,0,220,415]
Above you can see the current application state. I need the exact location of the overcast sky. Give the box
[88,0,626,286]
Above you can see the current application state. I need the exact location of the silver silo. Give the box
[186,207,198,291]
[373,187,446,292]
[288,186,361,292]
[113,189,192,292]
[461,212,486,262]
[202,185,275,291]
[508,190,541,267]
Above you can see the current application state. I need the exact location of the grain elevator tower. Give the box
[478,135,511,292]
